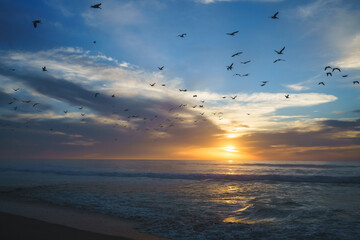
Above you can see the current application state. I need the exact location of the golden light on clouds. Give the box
[222,146,238,153]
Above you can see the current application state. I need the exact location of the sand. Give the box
[0,195,168,240]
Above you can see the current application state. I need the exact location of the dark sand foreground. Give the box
[0,212,131,240]
[0,195,168,240]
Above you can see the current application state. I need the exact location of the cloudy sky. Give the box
[0,0,359,161]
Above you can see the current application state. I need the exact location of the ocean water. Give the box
[0,159,360,239]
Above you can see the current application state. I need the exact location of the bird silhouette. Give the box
[124,109,129,111]
[64,110,68,114]
[179,89,187,92]
[231,96,237,100]
[178,33,187,38]
[94,93,100,97]
[353,81,359,84]
[33,103,39,107]
[318,82,325,85]
[112,94,115,98]
[150,83,156,87]
[324,66,332,71]
[226,31,239,36]
[81,113,85,116]
[10,68,16,71]
[22,100,31,103]
[79,106,83,110]
[342,75,348,77]
[231,52,243,57]
[161,84,166,86]
[13,88,20,91]
[326,72,332,77]
[274,47,285,54]
[285,94,290,98]
[193,95,197,97]
[91,3,102,9]
[227,63,234,71]
[8,101,14,105]
[158,66,164,70]
[233,73,241,76]
[332,67,341,72]
[261,81,268,86]
[240,61,251,64]
[192,105,197,108]
[32,20,41,28]
[273,59,285,63]
[222,96,227,99]
[242,73,249,77]
[42,66,47,71]
[270,11,279,19]
[93,41,96,44]
[199,105,204,108]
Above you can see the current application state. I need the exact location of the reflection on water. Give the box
[0,159,360,239]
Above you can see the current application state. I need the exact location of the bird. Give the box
[270,11,279,19]
[240,61,251,64]
[64,110,68,114]
[222,96,227,99]
[200,112,205,115]
[231,96,237,100]
[33,103,39,107]
[8,101,14,105]
[94,93,100,97]
[22,100,31,103]
[158,66,164,70]
[200,100,205,103]
[242,73,249,77]
[318,82,325,85]
[192,105,197,108]
[227,63,234,71]
[274,47,285,54]
[193,95,197,97]
[179,89,187,92]
[79,106,83,110]
[273,59,285,63]
[233,73,242,76]
[178,33,186,38]
[124,109,129,111]
[9,68,16,71]
[13,88,20,92]
[226,31,239,36]
[285,94,290,98]
[112,94,115,98]
[42,66,47,71]
[199,105,204,108]
[261,81,268,86]
[161,84,166,86]
[91,3,102,9]
[324,66,332,71]
[326,72,332,77]
[332,67,341,72]
[342,75,348,77]
[353,81,359,84]
[81,113,85,116]
[150,83,156,87]
[231,52,243,57]
[32,20,41,28]
[93,41,96,44]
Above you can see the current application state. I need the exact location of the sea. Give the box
[0,159,359,240]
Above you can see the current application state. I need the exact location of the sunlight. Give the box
[223,146,238,153]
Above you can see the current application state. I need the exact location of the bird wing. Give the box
[274,12,279,17]
[280,47,285,52]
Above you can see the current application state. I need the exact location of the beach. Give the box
[0,195,167,240]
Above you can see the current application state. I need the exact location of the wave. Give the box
[1,164,359,184]
[211,163,360,168]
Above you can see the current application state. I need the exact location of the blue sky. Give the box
[0,0,359,160]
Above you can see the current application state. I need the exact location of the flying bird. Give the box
[192,105,197,108]
[231,52,243,57]
[332,67,341,72]
[193,95,197,97]
[273,59,285,63]
[94,93,100,97]
[124,109,129,111]
[179,89,187,92]
[324,66,332,71]
[240,61,251,64]
[8,101,14,105]
[79,106,83,110]
[91,3,102,9]
[33,103,39,107]
[326,72,332,77]
[64,110,68,114]
[242,73,249,77]
[270,11,279,19]
[227,63,234,71]
[233,73,242,77]
[81,113,85,116]
[342,75,348,77]
[353,81,359,84]
[93,41,96,44]
[261,81,268,86]
[42,66,47,71]
[178,33,187,38]
[22,100,31,103]
[150,83,156,87]
[318,82,325,86]
[9,68,16,71]
[158,66,164,70]
[285,94,290,98]
[32,20,41,28]
[222,96,227,99]
[231,96,237,100]
[112,94,115,98]
[226,31,239,36]
[13,88,20,92]
[274,47,285,54]
[161,84,166,86]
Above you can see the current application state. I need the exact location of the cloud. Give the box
[196,0,283,3]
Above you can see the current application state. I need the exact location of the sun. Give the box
[222,146,238,153]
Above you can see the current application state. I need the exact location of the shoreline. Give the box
[0,194,168,240]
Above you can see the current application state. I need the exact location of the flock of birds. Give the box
[3,4,359,138]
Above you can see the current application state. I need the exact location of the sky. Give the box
[0,0,359,161]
